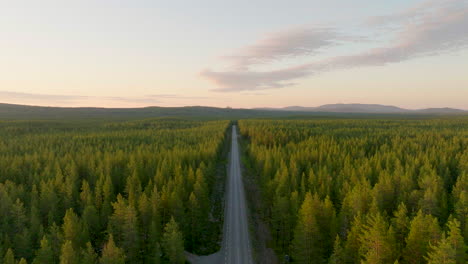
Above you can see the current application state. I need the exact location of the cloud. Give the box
[146,94,214,100]
[201,65,311,92]
[202,0,468,92]
[0,91,87,104]
[224,27,339,69]
[0,91,161,106]
[365,0,464,27]
[0,91,220,106]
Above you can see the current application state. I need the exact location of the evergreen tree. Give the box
[81,206,99,245]
[62,209,87,250]
[271,195,293,253]
[329,236,344,264]
[47,223,64,262]
[32,237,54,264]
[445,219,466,263]
[359,213,396,264]
[344,215,364,263]
[3,248,15,264]
[392,203,409,254]
[187,192,202,251]
[80,242,97,264]
[292,193,322,263]
[426,234,456,264]
[108,194,139,262]
[162,217,185,264]
[404,211,441,264]
[59,241,78,264]
[79,180,93,208]
[99,235,125,264]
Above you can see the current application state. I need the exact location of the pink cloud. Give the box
[203,0,468,92]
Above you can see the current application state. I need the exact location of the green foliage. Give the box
[80,242,97,264]
[329,236,344,264]
[426,219,467,264]
[426,235,456,264]
[59,241,78,264]
[404,211,441,264]
[162,217,185,264]
[0,119,229,263]
[32,237,54,264]
[3,248,15,264]
[62,209,87,250]
[99,235,125,264]
[359,213,396,264]
[238,118,468,263]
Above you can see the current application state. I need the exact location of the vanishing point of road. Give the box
[186,125,254,264]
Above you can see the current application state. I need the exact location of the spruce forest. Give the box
[0,116,467,264]
[0,119,229,264]
[239,119,468,263]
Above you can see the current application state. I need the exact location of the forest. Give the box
[239,118,468,264]
[1,115,467,264]
[0,118,230,264]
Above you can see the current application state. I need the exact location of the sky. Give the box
[0,0,467,109]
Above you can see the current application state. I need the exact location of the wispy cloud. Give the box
[0,91,220,107]
[146,94,214,100]
[365,0,464,26]
[0,91,161,106]
[223,27,339,69]
[202,0,468,92]
[201,65,310,92]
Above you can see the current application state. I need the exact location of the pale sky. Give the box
[1,0,467,109]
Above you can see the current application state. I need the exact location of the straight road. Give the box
[187,125,253,264]
[221,125,254,264]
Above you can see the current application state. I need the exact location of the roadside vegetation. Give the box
[0,118,230,263]
[239,118,468,264]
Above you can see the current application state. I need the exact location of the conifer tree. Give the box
[99,235,125,264]
[359,213,396,264]
[445,219,467,263]
[79,180,93,208]
[3,248,15,264]
[426,234,456,264]
[46,223,63,263]
[81,205,99,244]
[392,203,409,253]
[59,240,78,264]
[108,194,139,262]
[292,193,322,263]
[62,208,87,250]
[80,242,97,264]
[187,192,202,251]
[404,211,441,264]
[162,217,185,264]
[329,236,345,264]
[344,215,364,263]
[32,237,54,264]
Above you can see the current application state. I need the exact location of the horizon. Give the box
[1,101,467,111]
[1,0,468,109]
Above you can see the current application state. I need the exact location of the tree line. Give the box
[0,118,230,263]
[239,118,467,264]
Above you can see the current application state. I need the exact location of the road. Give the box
[222,125,254,264]
[187,125,254,264]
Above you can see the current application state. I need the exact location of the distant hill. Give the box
[0,103,466,120]
[414,107,467,114]
[0,103,293,120]
[258,104,467,114]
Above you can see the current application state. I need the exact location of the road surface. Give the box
[187,125,254,264]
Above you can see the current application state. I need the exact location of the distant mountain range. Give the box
[0,102,466,119]
[256,104,467,114]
